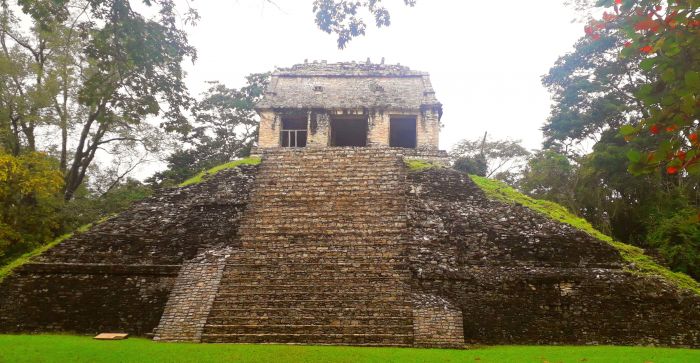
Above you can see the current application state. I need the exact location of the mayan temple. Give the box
[1,61,699,348]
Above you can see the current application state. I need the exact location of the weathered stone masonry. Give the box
[1,153,699,347]
[0,165,258,335]
[406,168,700,346]
[255,61,442,152]
[200,148,415,346]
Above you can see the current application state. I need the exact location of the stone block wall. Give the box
[153,251,230,342]
[406,167,700,347]
[412,293,464,348]
[416,109,440,149]
[0,263,178,335]
[0,165,259,336]
[367,112,388,146]
[258,110,278,148]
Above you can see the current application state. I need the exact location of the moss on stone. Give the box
[469,174,700,295]
[404,159,440,172]
[179,157,261,187]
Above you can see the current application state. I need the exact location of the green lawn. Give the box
[0,335,698,363]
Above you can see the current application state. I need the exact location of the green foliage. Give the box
[450,135,530,183]
[0,151,63,265]
[149,74,270,188]
[519,150,577,211]
[470,174,700,295]
[453,154,487,176]
[1,0,197,200]
[403,159,440,172]
[312,0,417,49]
[0,222,95,283]
[2,335,700,363]
[179,157,261,187]
[604,1,700,176]
[647,208,700,279]
[60,179,152,231]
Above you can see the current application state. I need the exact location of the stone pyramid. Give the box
[1,148,698,348]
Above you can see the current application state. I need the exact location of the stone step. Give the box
[202,324,414,336]
[220,269,410,280]
[210,298,411,310]
[207,314,413,326]
[199,149,413,345]
[214,282,407,294]
[233,244,409,252]
[222,262,407,272]
[200,332,414,345]
[238,224,405,232]
[227,255,406,264]
[214,290,407,301]
[216,271,410,286]
[207,306,413,316]
[237,234,406,241]
[214,289,405,297]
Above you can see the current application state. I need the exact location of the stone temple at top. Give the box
[255,60,442,151]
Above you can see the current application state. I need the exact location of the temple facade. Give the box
[255,60,443,151]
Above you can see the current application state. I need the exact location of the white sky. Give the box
[137,0,584,177]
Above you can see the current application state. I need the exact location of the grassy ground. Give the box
[0,335,698,363]
[468,174,700,295]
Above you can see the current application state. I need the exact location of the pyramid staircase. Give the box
[197,148,415,345]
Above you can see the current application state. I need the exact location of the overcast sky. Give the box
[135,1,584,177]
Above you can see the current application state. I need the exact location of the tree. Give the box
[0,0,196,200]
[542,25,649,155]
[544,0,699,245]
[148,73,269,187]
[519,150,578,211]
[647,208,700,279]
[450,134,530,183]
[578,0,699,176]
[0,150,63,264]
[453,154,487,176]
[312,0,416,48]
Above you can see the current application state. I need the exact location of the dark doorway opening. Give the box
[330,117,368,147]
[389,116,417,148]
[280,117,307,147]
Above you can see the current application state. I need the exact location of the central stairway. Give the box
[200,148,415,346]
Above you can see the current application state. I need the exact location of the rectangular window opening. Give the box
[389,116,417,148]
[280,117,307,147]
[329,117,368,147]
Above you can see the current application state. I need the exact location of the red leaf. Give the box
[678,150,687,162]
[690,133,698,143]
[650,124,660,134]
[640,45,654,53]
[634,18,660,32]
[667,166,678,174]
[615,0,622,4]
